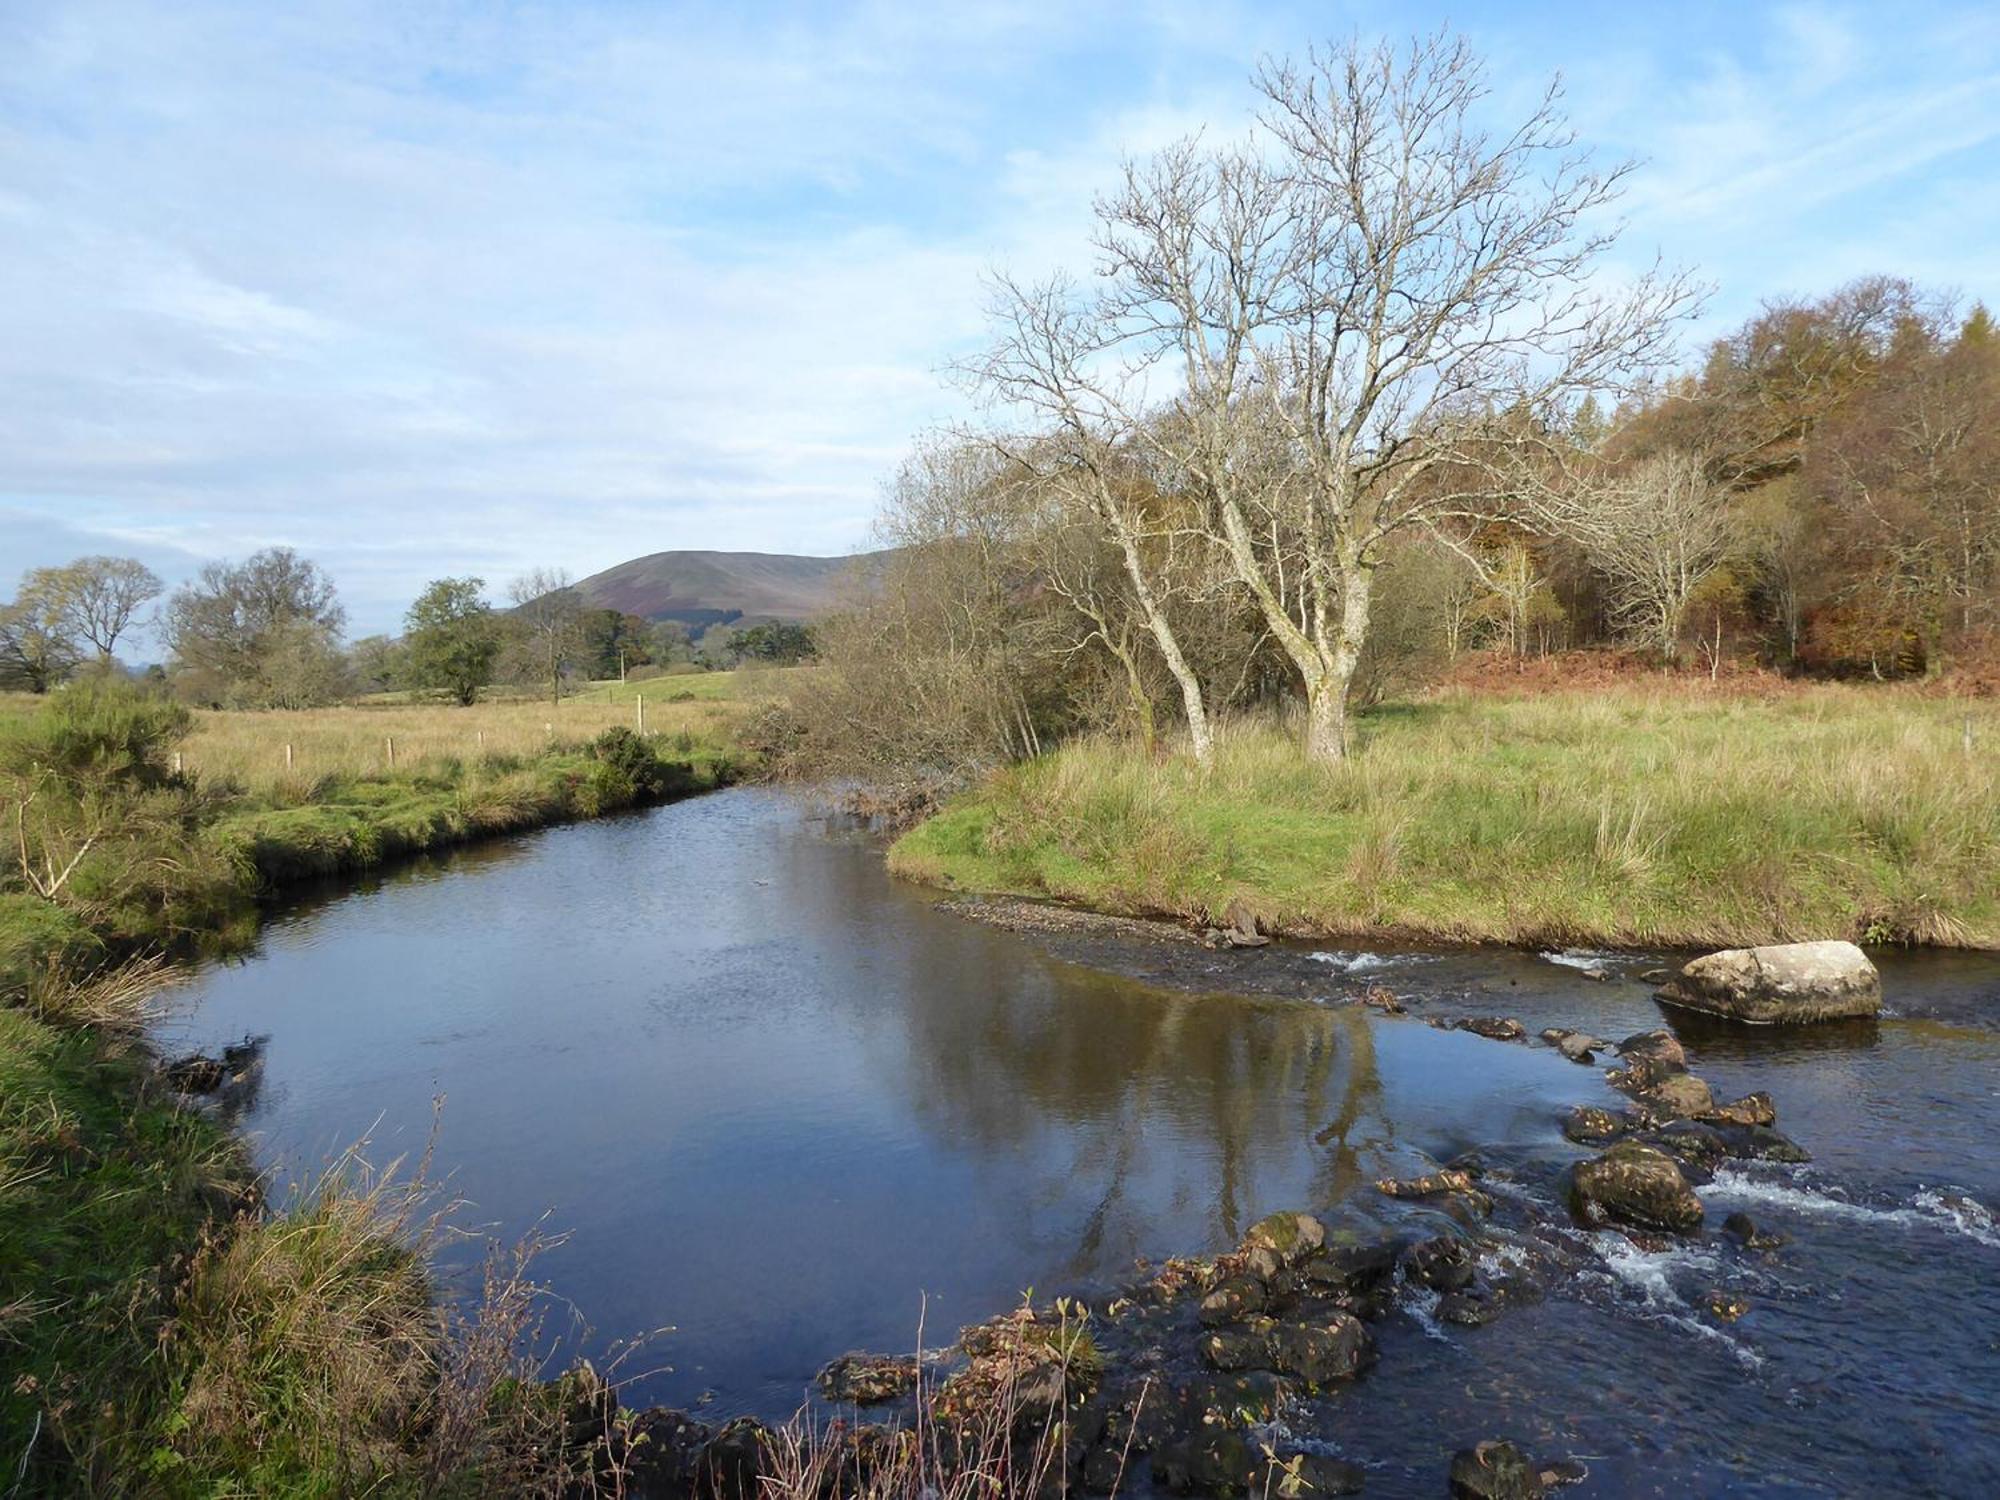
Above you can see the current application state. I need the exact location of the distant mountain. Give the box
[567,548,889,637]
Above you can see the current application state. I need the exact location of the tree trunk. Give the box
[1301,561,1372,763]
[1109,522,1212,767]
[1304,669,1348,761]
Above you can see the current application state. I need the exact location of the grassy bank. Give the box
[891,686,2000,949]
[1,680,753,1493]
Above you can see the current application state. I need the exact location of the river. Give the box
[167,787,2000,1496]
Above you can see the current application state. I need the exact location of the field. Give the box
[891,683,2000,950]
[180,670,769,796]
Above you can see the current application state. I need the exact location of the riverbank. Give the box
[1,681,748,1494]
[890,686,2000,950]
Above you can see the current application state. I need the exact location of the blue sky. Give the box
[3,1,1997,639]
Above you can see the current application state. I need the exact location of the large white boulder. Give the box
[1656,940,1881,1023]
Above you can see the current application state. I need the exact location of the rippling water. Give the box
[168,788,2000,1497]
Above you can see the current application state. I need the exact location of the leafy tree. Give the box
[730,621,816,664]
[57,555,163,666]
[579,609,659,679]
[160,547,347,707]
[0,568,85,692]
[403,577,500,705]
[348,634,407,695]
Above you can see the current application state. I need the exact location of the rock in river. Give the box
[1241,1210,1325,1264]
[1657,940,1881,1023]
[1270,1312,1373,1383]
[1561,1105,1629,1144]
[1565,1141,1704,1234]
[1449,1440,1546,1499]
[815,1351,918,1405]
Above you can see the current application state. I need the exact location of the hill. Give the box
[568,548,888,636]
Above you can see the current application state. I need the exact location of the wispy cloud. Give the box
[1,1,1995,635]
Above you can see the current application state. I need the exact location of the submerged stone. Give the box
[1721,1210,1786,1250]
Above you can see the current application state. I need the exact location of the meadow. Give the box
[178,670,756,797]
[891,683,2000,950]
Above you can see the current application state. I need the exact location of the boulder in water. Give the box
[815,1351,918,1405]
[1457,1016,1527,1041]
[1632,1071,1716,1121]
[1270,1451,1366,1496]
[1197,1276,1267,1327]
[1449,1440,1547,1499]
[1562,1105,1629,1144]
[1565,1142,1704,1234]
[1700,1092,1777,1128]
[1269,1313,1372,1383]
[1721,1210,1786,1250]
[1657,940,1880,1023]
[1241,1211,1325,1264]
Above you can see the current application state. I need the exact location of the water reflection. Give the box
[167,791,1537,1413]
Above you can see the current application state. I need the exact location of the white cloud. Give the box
[1,1,1995,634]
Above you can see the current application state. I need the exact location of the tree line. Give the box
[774,30,1998,786]
[0,553,808,706]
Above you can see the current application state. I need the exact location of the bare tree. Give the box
[59,555,163,665]
[1054,30,1697,760]
[1539,451,1736,659]
[969,280,1224,764]
[509,568,584,705]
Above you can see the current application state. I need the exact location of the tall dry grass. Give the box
[184,691,743,798]
[892,684,2000,948]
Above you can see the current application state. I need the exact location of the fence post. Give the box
[387,736,395,768]
[285,742,294,771]
[636,694,645,734]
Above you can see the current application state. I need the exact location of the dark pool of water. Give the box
[168,788,2000,1497]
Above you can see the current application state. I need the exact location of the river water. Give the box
[168,788,2000,1497]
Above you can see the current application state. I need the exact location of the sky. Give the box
[3,1,1997,640]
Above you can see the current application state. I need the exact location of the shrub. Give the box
[588,726,668,800]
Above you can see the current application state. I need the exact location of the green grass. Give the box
[211,738,743,890]
[890,686,2000,949]
[0,1001,243,1491]
[1,685,752,1494]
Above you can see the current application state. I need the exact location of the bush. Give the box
[0,676,192,791]
[588,726,668,800]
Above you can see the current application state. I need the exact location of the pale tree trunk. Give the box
[1301,558,1372,763]
[1111,527,1211,766]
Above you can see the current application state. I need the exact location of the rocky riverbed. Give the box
[603,999,1830,1499]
